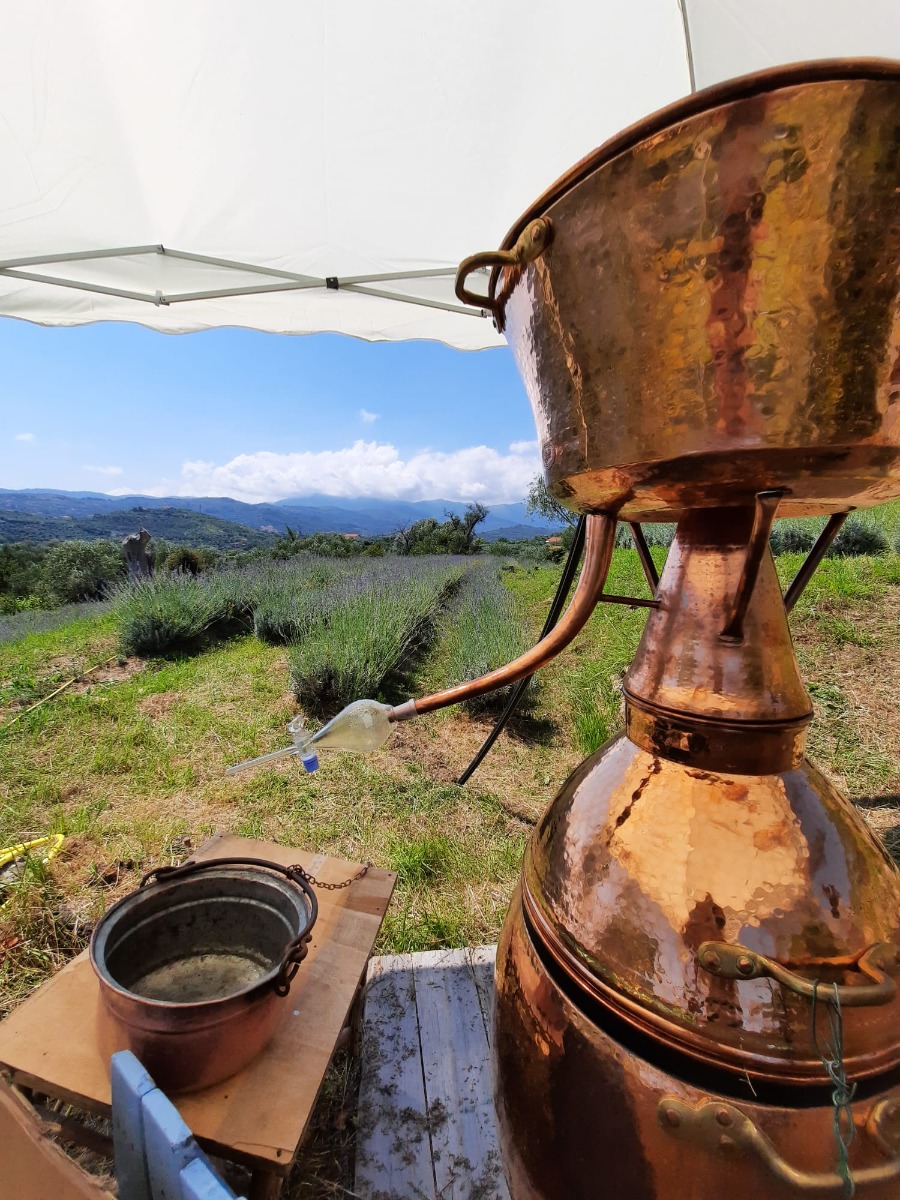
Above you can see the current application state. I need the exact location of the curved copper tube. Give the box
[390,513,616,720]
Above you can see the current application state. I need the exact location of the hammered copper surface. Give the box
[624,508,812,727]
[524,745,900,1082]
[452,61,900,1198]
[494,70,900,519]
[519,507,900,1080]
[494,895,900,1200]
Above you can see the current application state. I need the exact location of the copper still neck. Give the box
[624,507,813,775]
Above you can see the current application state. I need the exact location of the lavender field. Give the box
[111,556,530,711]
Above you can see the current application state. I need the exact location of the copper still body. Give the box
[449,60,900,1198]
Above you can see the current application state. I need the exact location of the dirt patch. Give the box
[69,657,144,695]
[384,710,577,826]
[1,657,145,721]
[795,586,900,799]
[48,833,140,906]
[137,690,182,718]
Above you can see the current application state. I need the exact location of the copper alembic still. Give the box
[411,58,900,1199]
[229,57,900,1196]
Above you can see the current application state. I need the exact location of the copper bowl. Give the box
[458,60,900,520]
[90,858,317,1093]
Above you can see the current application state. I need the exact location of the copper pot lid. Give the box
[456,60,900,520]
[524,736,900,1084]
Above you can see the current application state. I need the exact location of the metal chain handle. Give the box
[288,861,371,891]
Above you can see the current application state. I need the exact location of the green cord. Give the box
[811,980,856,1199]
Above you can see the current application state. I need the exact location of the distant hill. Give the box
[0,489,562,539]
[480,524,562,542]
[0,507,277,551]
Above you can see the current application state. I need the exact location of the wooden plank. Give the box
[466,946,497,1046]
[0,835,395,1172]
[0,1078,113,1200]
[412,950,510,1200]
[354,954,434,1200]
[111,1051,157,1200]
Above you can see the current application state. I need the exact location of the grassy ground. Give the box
[1,547,898,1194]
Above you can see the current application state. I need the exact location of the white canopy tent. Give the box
[0,0,897,349]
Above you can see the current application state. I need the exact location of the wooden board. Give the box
[355,946,510,1200]
[354,954,434,1200]
[0,834,395,1175]
[0,1078,113,1200]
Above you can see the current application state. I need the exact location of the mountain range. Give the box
[0,489,560,545]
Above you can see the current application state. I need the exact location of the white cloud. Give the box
[161,439,541,504]
[84,465,124,476]
[14,432,35,442]
[359,408,380,424]
[509,439,538,454]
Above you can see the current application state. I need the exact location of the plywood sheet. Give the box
[0,1079,113,1200]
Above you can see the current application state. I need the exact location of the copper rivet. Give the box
[716,1108,732,1127]
[703,952,720,970]
[736,956,754,975]
[664,1108,681,1129]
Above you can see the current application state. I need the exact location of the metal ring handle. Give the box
[699,940,898,1007]
[454,217,552,326]
[659,1097,900,1192]
[140,856,319,997]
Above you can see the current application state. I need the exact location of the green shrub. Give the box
[770,524,818,555]
[115,575,226,656]
[253,586,329,645]
[39,539,125,604]
[770,516,889,559]
[288,561,463,709]
[0,542,46,603]
[829,518,888,558]
[163,547,202,575]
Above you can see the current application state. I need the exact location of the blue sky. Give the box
[0,318,542,503]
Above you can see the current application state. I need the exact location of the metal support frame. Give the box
[0,245,488,318]
[629,523,660,592]
[720,490,784,642]
[597,593,659,609]
[783,512,850,613]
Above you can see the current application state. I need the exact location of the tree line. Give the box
[0,502,532,611]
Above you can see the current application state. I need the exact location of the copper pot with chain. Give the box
[90,856,366,1093]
